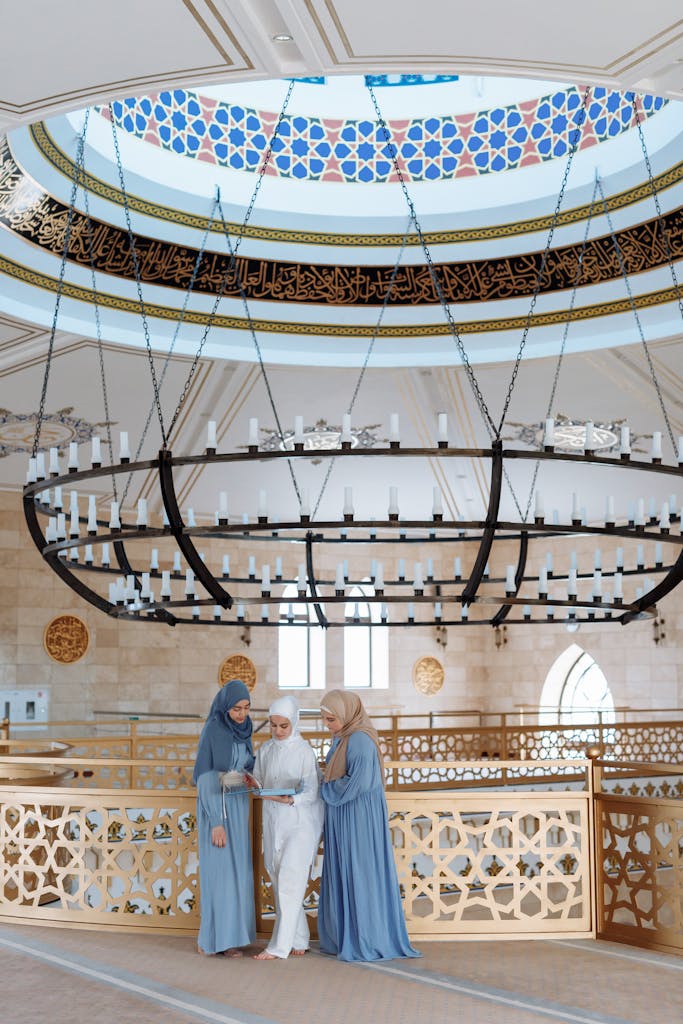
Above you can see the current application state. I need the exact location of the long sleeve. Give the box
[292,746,321,808]
[321,732,380,807]
[196,768,226,828]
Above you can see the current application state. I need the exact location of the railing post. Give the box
[586,744,602,940]
[0,717,9,741]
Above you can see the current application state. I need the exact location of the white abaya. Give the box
[253,729,323,958]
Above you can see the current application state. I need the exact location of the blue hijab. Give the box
[192,679,254,783]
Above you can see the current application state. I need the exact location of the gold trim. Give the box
[43,614,90,664]
[28,123,683,248]
[218,654,257,692]
[412,656,445,696]
[0,251,679,337]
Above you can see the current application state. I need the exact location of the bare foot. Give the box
[224,948,243,958]
[253,950,279,960]
[291,948,308,956]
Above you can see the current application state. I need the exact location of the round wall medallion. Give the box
[43,615,89,664]
[412,656,444,696]
[218,654,257,692]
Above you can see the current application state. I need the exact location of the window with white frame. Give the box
[277,583,326,689]
[343,583,389,689]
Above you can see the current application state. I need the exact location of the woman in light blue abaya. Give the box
[318,689,420,962]
[193,679,256,956]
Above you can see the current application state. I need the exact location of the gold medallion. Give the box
[412,655,444,695]
[43,614,89,664]
[218,654,257,692]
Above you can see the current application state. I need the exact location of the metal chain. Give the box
[83,175,118,503]
[166,80,296,441]
[366,84,497,437]
[497,85,592,437]
[629,92,683,319]
[108,107,167,447]
[597,177,677,454]
[521,174,601,521]
[119,194,221,506]
[32,112,91,457]
[312,219,413,518]
[215,194,301,504]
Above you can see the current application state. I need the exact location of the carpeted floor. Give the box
[0,924,680,1024]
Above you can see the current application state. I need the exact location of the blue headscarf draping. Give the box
[192,679,253,783]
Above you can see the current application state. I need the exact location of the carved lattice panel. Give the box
[596,795,683,953]
[0,788,198,932]
[388,793,592,937]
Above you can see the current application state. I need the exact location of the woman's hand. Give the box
[211,825,227,847]
[263,794,294,805]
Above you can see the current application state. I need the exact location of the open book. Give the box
[219,770,295,797]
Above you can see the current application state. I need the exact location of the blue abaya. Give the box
[193,681,256,955]
[318,730,420,962]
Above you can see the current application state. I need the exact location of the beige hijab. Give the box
[320,689,383,783]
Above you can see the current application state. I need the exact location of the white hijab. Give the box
[268,695,301,744]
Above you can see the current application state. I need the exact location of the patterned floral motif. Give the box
[102,86,665,184]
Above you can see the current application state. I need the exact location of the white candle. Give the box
[341,414,352,444]
[222,555,230,577]
[294,415,304,444]
[150,548,159,571]
[261,565,271,591]
[426,558,434,580]
[335,563,345,591]
[213,605,221,620]
[605,495,615,524]
[137,498,147,527]
[546,552,553,574]
[584,421,594,451]
[298,564,306,590]
[454,556,462,579]
[593,569,602,598]
[620,425,630,456]
[45,518,57,543]
[26,457,37,484]
[109,501,120,531]
[68,442,79,471]
[206,421,217,450]
[275,556,282,579]
[594,548,602,570]
[655,542,663,565]
[87,495,97,533]
[568,568,577,597]
[389,413,400,443]
[651,431,662,460]
[248,555,256,577]
[91,436,101,465]
[49,447,60,474]
[119,431,131,462]
[101,543,110,567]
[616,546,624,570]
[173,552,182,572]
[636,499,645,526]
[407,602,414,620]
[248,417,259,447]
[388,486,399,517]
[435,602,442,620]
[258,490,267,519]
[660,501,670,530]
[543,417,554,448]
[461,605,469,621]
[36,453,46,479]
[437,412,448,444]
[260,604,268,621]
[141,573,151,599]
[613,573,623,600]
[523,605,531,619]
[192,606,200,619]
[538,566,548,595]
[381,604,388,622]
[571,492,580,521]
[160,571,172,599]
[398,558,406,580]
[570,550,578,571]
[69,509,79,537]
[636,544,644,568]
[432,487,443,517]
[505,565,516,594]
[375,562,384,590]
[343,486,354,517]
[237,604,245,620]
[413,562,424,591]
[218,491,228,520]
[184,569,195,596]
[84,544,93,564]
[534,490,544,520]
[670,494,678,518]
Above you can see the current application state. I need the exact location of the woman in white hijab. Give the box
[252,695,324,959]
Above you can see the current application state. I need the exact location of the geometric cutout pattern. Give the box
[102,86,666,183]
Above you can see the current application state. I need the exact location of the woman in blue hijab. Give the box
[193,679,256,956]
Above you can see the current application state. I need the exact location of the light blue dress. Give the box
[318,730,420,962]
[193,680,256,955]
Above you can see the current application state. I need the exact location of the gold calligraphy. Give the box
[218,654,257,692]
[43,615,89,664]
[413,656,445,696]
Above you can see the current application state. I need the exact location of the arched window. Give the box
[278,583,326,689]
[343,583,389,689]
[540,644,614,725]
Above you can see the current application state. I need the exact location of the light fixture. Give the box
[272,33,293,41]
[21,85,683,633]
